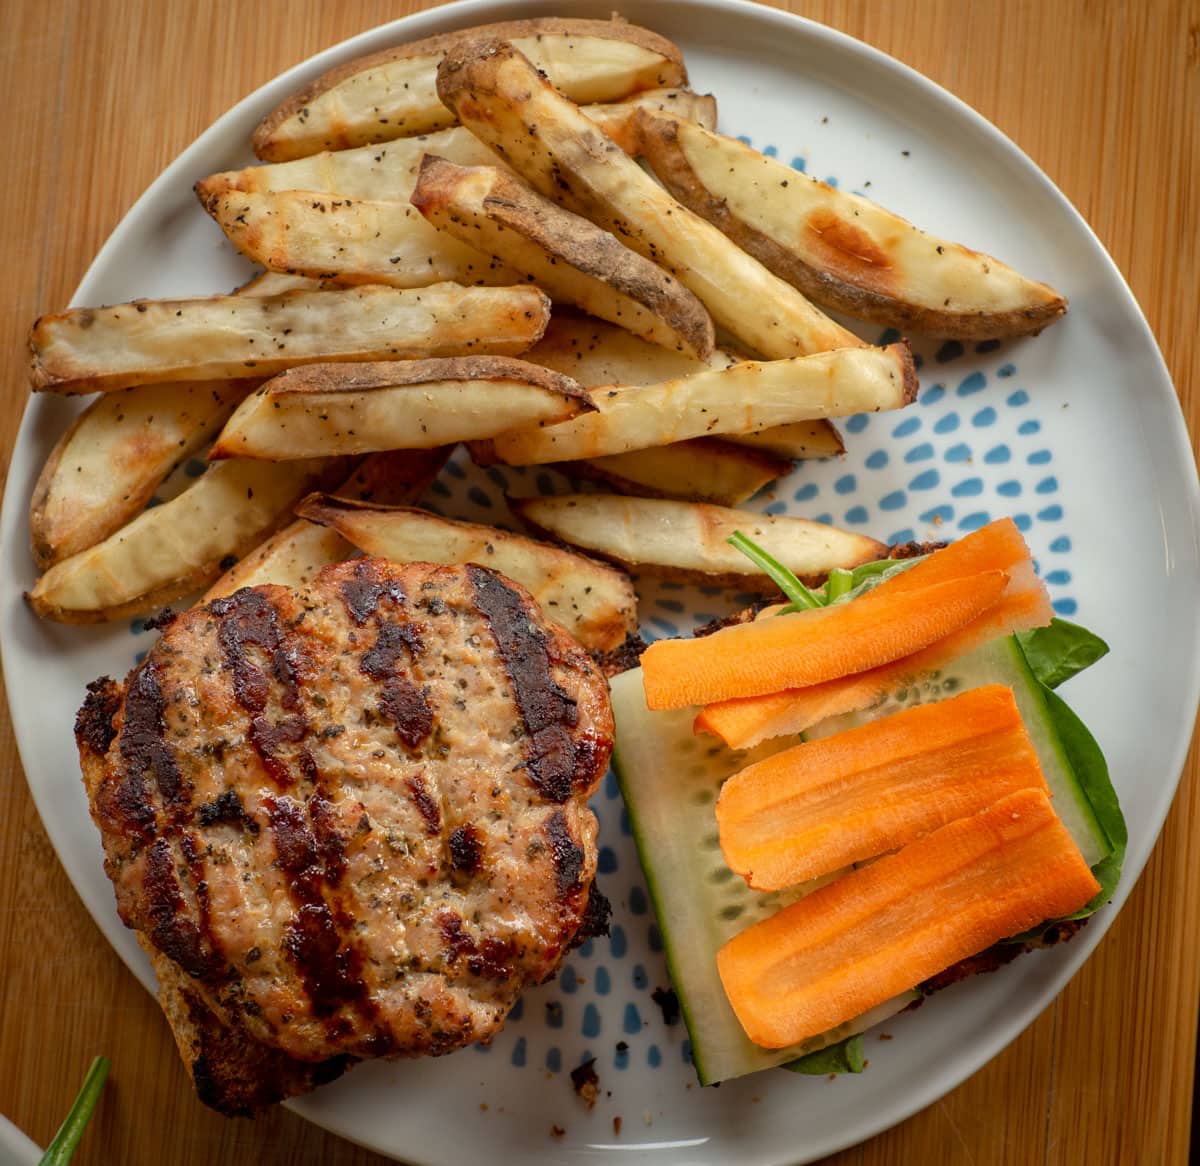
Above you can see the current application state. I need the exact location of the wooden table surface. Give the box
[2,1,1197,1162]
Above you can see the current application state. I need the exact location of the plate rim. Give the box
[3,1,1198,1162]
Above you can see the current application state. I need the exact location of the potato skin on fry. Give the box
[520,313,846,461]
[203,447,451,600]
[435,39,862,360]
[635,110,1067,339]
[199,91,712,206]
[253,17,687,160]
[206,190,522,289]
[512,494,887,589]
[27,457,348,623]
[29,379,257,569]
[295,495,638,653]
[209,355,593,460]
[411,155,715,358]
[29,284,552,394]
[564,439,791,508]
[490,343,916,466]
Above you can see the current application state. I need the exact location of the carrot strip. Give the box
[697,561,1052,747]
[717,685,1049,889]
[875,517,1032,594]
[642,570,1009,710]
[716,788,1101,1049]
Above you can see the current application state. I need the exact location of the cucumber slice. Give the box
[805,634,1112,868]
[610,669,917,1086]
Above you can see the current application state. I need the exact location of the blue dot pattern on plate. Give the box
[118,136,1079,1091]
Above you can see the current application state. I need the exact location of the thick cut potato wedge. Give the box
[437,40,862,359]
[204,447,450,599]
[295,496,637,653]
[210,356,592,460]
[253,17,687,161]
[566,440,790,507]
[512,494,887,588]
[234,270,326,294]
[27,457,344,623]
[587,89,717,153]
[636,111,1067,338]
[29,273,339,568]
[733,420,845,460]
[206,190,522,289]
[412,156,714,358]
[29,283,551,394]
[198,91,714,204]
[524,314,845,460]
[490,343,916,466]
[29,379,257,569]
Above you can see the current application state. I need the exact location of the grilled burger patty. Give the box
[75,558,613,1112]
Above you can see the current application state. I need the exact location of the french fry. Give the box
[295,495,638,653]
[204,447,450,599]
[489,343,916,466]
[253,17,688,160]
[436,40,863,358]
[636,110,1067,338]
[566,440,790,507]
[587,88,717,153]
[30,379,257,569]
[523,314,845,461]
[512,494,887,588]
[411,156,714,358]
[205,190,522,289]
[30,273,325,568]
[29,283,551,394]
[734,421,845,461]
[198,91,715,204]
[27,457,346,623]
[210,356,593,460]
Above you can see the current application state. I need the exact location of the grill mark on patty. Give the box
[448,824,482,874]
[210,590,310,787]
[116,662,186,829]
[340,557,405,625]
[545,809,585,897]
[75,677,121,757]
[266,795,372,1019]
[438,910,518,981]
[406,775,441,835]
[197,789,259,835]
[143,836,220,979]
[247,713,309,786]
[378,678,433,748]
[84,559,611,1078]
[308,795,348,884]
[467,565,580,803]
[181,830,216,962]
[359,600,434,750]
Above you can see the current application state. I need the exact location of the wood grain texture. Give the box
[0,1,1196,1163]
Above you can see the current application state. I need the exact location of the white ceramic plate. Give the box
[3,1,1198,1162]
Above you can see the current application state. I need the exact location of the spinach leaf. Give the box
[1017,619,1110,689]
[1039,685,1126,916]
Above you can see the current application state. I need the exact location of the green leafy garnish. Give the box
[830,555,924,605]
[1017,618,1110,689]
[39,1056,109,1166]
[725,532,821,611]
[1036,685,1126,918]
[823,567,854,603]
[784,1034,865,1075]
[727,532,927,613]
